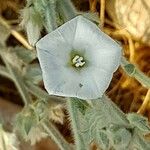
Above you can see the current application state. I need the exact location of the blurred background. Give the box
[0,0,150,149]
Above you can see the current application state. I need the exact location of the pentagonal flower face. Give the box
[36,16,121,100]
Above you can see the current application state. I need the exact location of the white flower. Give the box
[36,16,121,100]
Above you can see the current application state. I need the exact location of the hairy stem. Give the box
[25,81,64,105]
[0,50,32,105]
[41,121,73,150]
[58,0,77,21]
[121,57,150,88]
[0,16,33,50]
[67,98,86,150]
[0,65,11,79]
[0,66,64,106]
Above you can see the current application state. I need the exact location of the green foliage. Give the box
[127,113,150,134]
[15,106,38,138]
[21,0,77,45]
[96,130,109,150]
[14,101,48,143]
[11,46,36,64]
[81,12,100,24]
[70,98,89,114]
[24,64,42,84]
[67,99,87,150]
[121,57,150,88]
[0,0,150,149]
[108,127,131,150]
[21,2,43,46]
[57,0,77,21]
[14,100,69,147]
[68,96,150,150]
[0,24,10,45]
[0,44,63,104]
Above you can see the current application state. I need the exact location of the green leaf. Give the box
[130,129,150,150]
[24,116,35,135]
[15,110,37,138]
[135,135,150,150]
[44,0,58,32]
[0,24,10,45]
[24,64,42,84]
[84,96,129,131]
[57,0,77,21]
[82,96,130,149]
[34,0,58,33]
[81,12,100,24]
[34,100,48,121]
[127,113,150,134]
[108,127,131,149]
[21,2,43,46]
[15,113,26,137]
[71,98,89,114]
[123,64,135,75]
[12,46,36,64]
[96,129,110,150]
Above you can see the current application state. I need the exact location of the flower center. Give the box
[72,55,85,68]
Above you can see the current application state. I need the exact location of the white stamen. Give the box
[72,55,85,67]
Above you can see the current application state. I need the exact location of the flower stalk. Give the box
[67,98,86,150]
[41,121,73,150]
[121,57,150,88]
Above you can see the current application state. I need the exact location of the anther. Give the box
[72,55,85,68]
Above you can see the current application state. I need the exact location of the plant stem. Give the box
[121,56,150,88]
[0,16,33,50]
[0,50,32,105]
[0,65,64,105]
[25,81,51,100]
[67,98,86,150]
[25,81,64,104]
[58,0,77,21]
[0,65,11,79]
[41,121,73,150]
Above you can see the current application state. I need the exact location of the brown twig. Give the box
[137,89,150,114]
[0,16,33,50]
[112,29,135,62]
[90,0,97,12]
[99,0,105,29]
